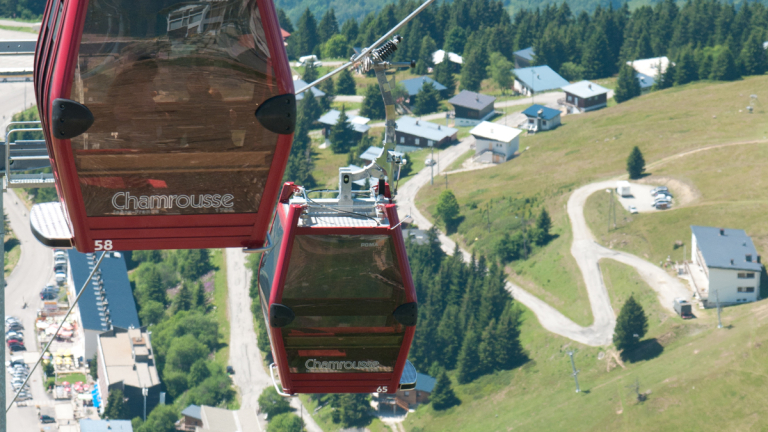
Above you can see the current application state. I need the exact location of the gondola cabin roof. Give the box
[30,0,296,252]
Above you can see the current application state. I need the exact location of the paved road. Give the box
[225,249,322,432]
[396,123,691,347]
[1,81,35,132]
[0,20,39,29]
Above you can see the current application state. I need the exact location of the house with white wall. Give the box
[470,121,521,163]
[690,225,762,307]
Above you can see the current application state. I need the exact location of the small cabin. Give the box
[561,81,609,113]
[513,47,535,69]
[521,104,561,132]
[395,116,458,149]
[470,121,522,164]
[448,91,496,127]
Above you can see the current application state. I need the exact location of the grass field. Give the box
[210,250,230,369]
[415,76,768,322]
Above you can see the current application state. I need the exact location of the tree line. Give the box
[103,250,234,432]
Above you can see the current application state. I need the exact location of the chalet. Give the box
[512,65,569,96]
[396,372,436,410]
[470,121,522,163]
[280,28,290,47]
[177,405,203,431]
[513,47,535,69]
[66,251,140,359]
[636,72,655,93]
[177,405,259,432]
[521,104,561,132]
[97,327,162,420]
[448,91,496,126]
[293,78,325,101]
[626,56,670,80]
[561,81,609,113]
[689,226,763,307]
[395,116,458,149]
[317,109,370,142]
[400,76,447,101]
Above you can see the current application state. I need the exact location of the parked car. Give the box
[6,333,23,342]
[55,272,67,285]
[653,190,673,198]
[8,344,26,352]
[5,316,19,324]
[425,158,436,166]
[6,323,23,332]
[226,365,235,375]
[40,415,56,424]
[628,206,638,214]
[7,338,23,345]
[650,186,668,195]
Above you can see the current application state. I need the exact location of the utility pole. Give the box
[715,289,722,328]
[444,173,447,189]
[567,351,580,393]
[612,189,616,229]
[430,145,434,186]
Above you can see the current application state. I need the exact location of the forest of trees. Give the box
[124,250,234,432]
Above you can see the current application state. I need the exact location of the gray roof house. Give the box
[690,225,763,307]
[395,116,458,149]
[317,109,371,134]
[448,91,496,126]
[561,80,610,113]
[399,76,447,98]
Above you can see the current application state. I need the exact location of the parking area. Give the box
[616,182,672,213]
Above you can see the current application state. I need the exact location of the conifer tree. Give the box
[303,63,318,83]
[103,389,130,420]
[536,207,551,237]
[626,146,645,180]
[173,281,193,313]
[456,321,481,384]
[443,27,467,55]
[477,318,497,375]
[431,370,460,410]
[433,60,455,99]
[414,82,440,115]
[697,51,713,80]
[276,9,294,34]
[581,32,612,79]
[415,36,437,75]
[284,94,316,187]
[299,89,321,126]
[614,64,641,103]
[317,8,339,44]
[436,305,463,370]
[711,47,739,81]
[739,33,767,76]
[613,294,648,352]
[293,8,319,57]
[193,282,206,310]
[335,69,356,95]
[329,107,357,153]
[436,190,460,231]
[494,304,525,370]
[459,44,488,92]
[360,84,385,119]
[674,47,698,85]
[318,77,334,112]
[341,19,359,46]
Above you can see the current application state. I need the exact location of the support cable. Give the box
[6,251,107,412]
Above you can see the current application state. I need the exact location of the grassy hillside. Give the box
[416,76,768,323]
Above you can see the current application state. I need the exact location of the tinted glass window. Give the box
[258,218,284,303]
[69,0,280,216]
[280,235,406,374]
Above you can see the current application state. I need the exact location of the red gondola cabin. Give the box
[30,0,295,252]
[259,180,418,394]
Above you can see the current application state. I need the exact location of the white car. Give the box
[425,158,436,166]
[628,206,638,214]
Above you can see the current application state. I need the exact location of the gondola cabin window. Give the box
[69,0,281,216]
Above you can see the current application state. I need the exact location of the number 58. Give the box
[94,240,113,251]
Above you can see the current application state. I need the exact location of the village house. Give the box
[689,226,763,307]
[177,404,259,432]
[626,56,670,80]
[470,121,522,163]
[448,91,496,126]
[399,76,447,103]
[317,109,370,143]
[293,78,325,101]
[521,104,562,132]
[561,80,609,113]
[512,65,569,96]
[395,116,458,149]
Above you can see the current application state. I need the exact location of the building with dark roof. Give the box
[178,405,203,431]
[561,80,609,113]
[690,226,763,307]
[513,65,569,96]
[395,116,458,149]
[399,76,447,99]
[97,327,162,420]
[67,251,140,360]
[522,104,562,132]
[448,91,496,126]
[513,47,535,69]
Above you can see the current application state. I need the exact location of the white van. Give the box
[295,55,322,68]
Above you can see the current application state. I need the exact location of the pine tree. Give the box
[486,52,513,94]
[456,321,481,384]
[711,47,739,81]
[303,63,318,83]
[656,60,675,90]
[494,304,525,370]
[433,60,455,99]
[436,190,460,231]
[318,77,334,112]
[739,33,767,77]
[430,370,460,410]
[459,44,488,92]
[293,8,319,57]
[443,27,467,55]
[102,389,130,420]
[415,36,437,75]
[276,9,294,34]
[193,282,206,310]
[360,84,385,119]
[613,294,648,352]
[284,93,316,187]
[173,281,193,313]
[335,69,356,95]
[436,305,462,369]
[341,19,359,47]
[413,82,440,115]
[477,319,497,375]
[329,107,357,154]
[581,32,612,79]
[614,64,641,103]
[626,146,645,179]
[317,8,339,45]
[697,51,713,80]
[674,47,698,85]
[536,207,551,237]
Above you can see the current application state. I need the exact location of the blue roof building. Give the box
[513,65,570,95]
[690,225,763,306]
[294,78,325,101]
[521,104,562,132]
[317,109,371,135]
[513,47,535,69]
[395,116,458,149]
[636,72,656,92]
[399,76,447,98]
[80,419,133,432]
[67,250,140,359]
[414,372,437,393]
